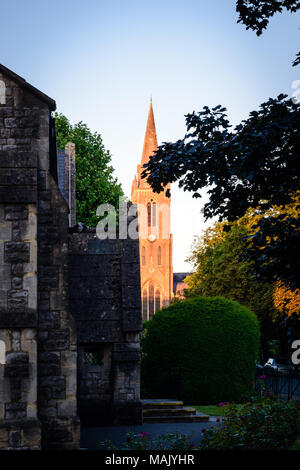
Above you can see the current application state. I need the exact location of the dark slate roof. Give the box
[57,149,66,200]
[0,64,56,111]
[173,272,191,293]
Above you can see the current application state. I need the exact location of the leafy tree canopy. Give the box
[55,113,124,227]
[184,214,278,351]
[236,0,300,66]
[142,96,300,288]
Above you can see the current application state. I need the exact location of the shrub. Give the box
[200,398,300,450]
[99,431,195,450]
[141,296,260,404]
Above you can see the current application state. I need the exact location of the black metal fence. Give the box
[255,369,300,401]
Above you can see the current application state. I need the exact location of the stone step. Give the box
[143,407,197,417]
[142,400,184,410]
[143,412,210,423]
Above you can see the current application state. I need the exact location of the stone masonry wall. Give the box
[0,70,41,449]
[0,66,79,449]
[37,177,80,449]
[69,220,143,425]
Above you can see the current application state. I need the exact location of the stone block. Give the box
[4,242,30,263]
[0,220,11,240]
[12,331,21,351]
[0,289,7,309]
[43,329,70,351]
[11,263,23,275]
[61,351,76,367]
[26,403,37,418]
[12,277,22,289]
[38,363,60,376]
[39,376,66,399]
[57,398,76,418]
[39,351,60,364]
[0,186,37,204]
[4,205,28,221]
[23,274,37,309]
[23,425,41,448]
[4,351,29,377]
[5,402,26,419]
[7,289,28,310]
[9,430,21,447]
[0,428,8,445]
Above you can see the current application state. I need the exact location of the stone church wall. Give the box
[0,64,143,448]
[69,227,143,425]
[0,66,79,449]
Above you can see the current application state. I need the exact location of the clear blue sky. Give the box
[1,0,299,271]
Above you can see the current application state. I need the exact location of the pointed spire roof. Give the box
[141,99,158,165]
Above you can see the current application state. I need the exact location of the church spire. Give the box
[141,99,158,165]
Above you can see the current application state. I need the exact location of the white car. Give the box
[264,358,295,375]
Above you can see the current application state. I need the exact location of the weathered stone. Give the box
[5,352,29,378]
[0,428,8,445]
[12,331,21,351]
[5,402,26,419]
[4,242,30,263]
[12,277,22,289]
[11,263,23,275]
[7,289,28,310]
[39,377,66,400]
[57,398,76,418]
[22,425,41,448]
[39,352,60,364]
[43,330,70,351]
[9,430,21,447]
[4,205,28,221]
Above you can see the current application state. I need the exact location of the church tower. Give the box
[131,100,173,321]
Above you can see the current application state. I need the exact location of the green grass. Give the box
[192,404,243,417]
[289,436,300,450]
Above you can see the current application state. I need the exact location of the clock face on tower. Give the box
[148,233,156,242]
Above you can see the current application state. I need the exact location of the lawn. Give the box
[289,436,300,450]
[193,404,243,417]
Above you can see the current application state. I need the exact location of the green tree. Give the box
[55,113,124,226]
[236,0,300,66]
[184,218,278,355]
[142,96,300,289]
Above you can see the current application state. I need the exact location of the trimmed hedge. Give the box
[141,296,260,404]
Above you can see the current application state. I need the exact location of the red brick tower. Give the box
[131,100,173,320]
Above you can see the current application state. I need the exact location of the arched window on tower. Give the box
[142,247,146,266]
[155,289,161,313]
[158,246,161,265]
[148,282,155,319]
[147,203,151,228]
[147,201,157,228]
[0,340,5,364]
[142,289,148,321]
[152,202,156,227]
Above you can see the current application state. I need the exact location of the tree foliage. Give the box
[142,96,300,288]
[142,296,260,404]
[184,215,278,351]
[236,0,300,66]
[55,113,124,226]
[185,219,277,319]
[273,282,300,318]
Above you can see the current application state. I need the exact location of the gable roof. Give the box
[0,64,56,111]
[173,272,191,293]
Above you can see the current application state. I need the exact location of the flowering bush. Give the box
[199,398,300,450]
[98,398,300,450]
[98,431,195,450]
